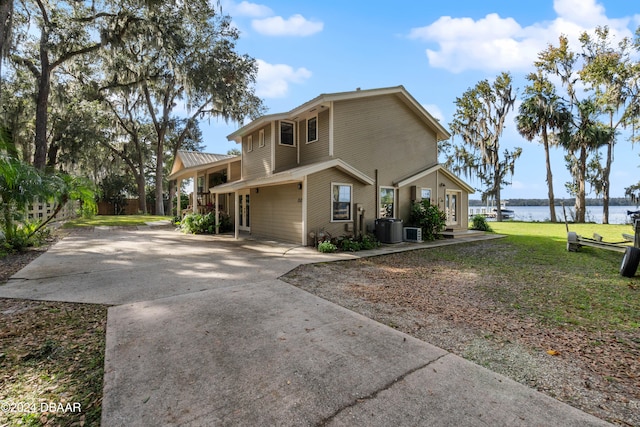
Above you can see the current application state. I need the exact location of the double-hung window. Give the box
[332,183,352,221]
[307,116,318,143]
[280,121,295,146]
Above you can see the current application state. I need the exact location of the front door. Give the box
[238,190,250,232]
[445,190,460,227]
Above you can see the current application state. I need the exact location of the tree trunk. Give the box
[575,146,587,223]
[47,141,58,169]
[601,115,614,224]
[155,140,165,216]
[33,30,51,170]
[0,0,13,106]
[136,172,146,214]
[542,129,557,222]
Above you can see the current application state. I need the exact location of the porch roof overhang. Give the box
[168,152,239,181]
[210,158,374,193]
[394,164,475,194]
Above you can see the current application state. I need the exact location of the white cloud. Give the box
[256,59,312,98]
[252,14,324,37]
[222,1,272,18]
[409,0,635,73]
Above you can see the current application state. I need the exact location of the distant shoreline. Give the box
[469,198,637,207]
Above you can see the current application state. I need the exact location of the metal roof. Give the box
[176,151,236,168]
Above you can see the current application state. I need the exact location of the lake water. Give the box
[470,205,640,224]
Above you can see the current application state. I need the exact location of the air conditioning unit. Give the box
[403,227,422,242]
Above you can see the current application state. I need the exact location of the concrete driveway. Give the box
[1,225,611,426]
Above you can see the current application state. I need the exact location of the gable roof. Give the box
[169,150,239,180]
[227,86,450,142]
[394,164,475,194]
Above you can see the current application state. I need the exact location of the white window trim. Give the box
[247,135,253,152]
[279,120,296,147]
[306,115,318,144]
[331,182,353,222]
[421,187,432,203]
[379,186,396,218]
[258,129,265,148]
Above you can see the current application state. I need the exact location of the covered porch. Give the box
[168,151,241,220]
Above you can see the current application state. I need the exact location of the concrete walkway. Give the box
[1,226,611,426]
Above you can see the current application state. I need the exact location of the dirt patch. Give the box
[0,237,107,426]
[282,252,639,426]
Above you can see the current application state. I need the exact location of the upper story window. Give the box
[307,116,318,143]
[259,129,265,147]
[280,121,295,146]
[247,135,253,152]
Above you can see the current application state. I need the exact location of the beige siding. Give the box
[332,94,439,187]
[306,168,376,239]
[250,184,302,244]
[228,160,241,182]
[396,171,469,230]
[273,120,297,172]
[242,124,272,180]
[300,109,330,166]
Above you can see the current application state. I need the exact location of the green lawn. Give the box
[62,215,173,228]
[426,221,640,331]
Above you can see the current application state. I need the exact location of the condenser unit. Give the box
[403,227,422,242]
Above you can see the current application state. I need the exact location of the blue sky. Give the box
[199,0,640,200]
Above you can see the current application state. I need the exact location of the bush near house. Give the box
[179,212,232,234]
[408,200,447,241]
[317,233,381,253]
[470,214,493,232]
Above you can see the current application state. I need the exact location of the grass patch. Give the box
[63,215,172,228]
[427,221,639,331]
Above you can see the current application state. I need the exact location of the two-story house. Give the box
[170,86,474,245]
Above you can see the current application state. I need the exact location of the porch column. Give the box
[214,193,220,234]
[176,178,182,217]
[234,190,239,240]
[301,177,307,246]
[192,172,198,214]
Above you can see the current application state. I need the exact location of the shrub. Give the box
[470,214,492,232]
[358,233,380,250]
[318,241,337,253]
[339,237,362,252]
[1,221,50,253]
[408,200,447,241]
[180,212,234,234]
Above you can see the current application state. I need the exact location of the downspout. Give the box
[374,169,379,219]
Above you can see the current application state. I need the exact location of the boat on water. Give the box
[494,201,514,219]
[469,201,514,219]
